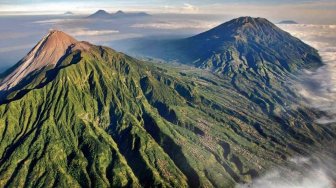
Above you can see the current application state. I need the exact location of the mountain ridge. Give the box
[131,16,324,123]
[86,9,112,19]
[0,30,81,91]
[87,9,150,19]
[0,19,334,188]
[184,17,321,74]
[134,16,321,74]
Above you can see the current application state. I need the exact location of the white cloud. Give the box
[182,3,199,12]
[33,19,78,24]
[160,3,200,14]
[237,156,334,188]
[131,21,218,30]
[66,28,119,36]
[279,24,336,124]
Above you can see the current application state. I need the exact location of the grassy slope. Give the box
[0,45,335,188]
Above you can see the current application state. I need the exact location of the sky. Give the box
[0,0,336,24]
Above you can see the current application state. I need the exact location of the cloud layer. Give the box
[66,28,119,36]
[279,24,336,124]
[131,20,218,30]
[234,22,336,188]
[237,155,335,188]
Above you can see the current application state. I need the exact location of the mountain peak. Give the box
[0,30,79,91]
[224,16,275,30]
[191,16,280,43]
[96,9,109,14]
[87,9,111,18]
[46,29,77,43]
[137,16,321,76]
[234,16,268,23]
[115,10,125,14]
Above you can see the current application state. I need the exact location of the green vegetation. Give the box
[0,42,334,188]
[0,17,334,188]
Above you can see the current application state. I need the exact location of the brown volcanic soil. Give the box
[0,30,90,91]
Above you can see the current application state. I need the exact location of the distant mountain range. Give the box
[0,17,334,188]
[87,9,151,19]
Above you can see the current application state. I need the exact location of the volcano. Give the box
[0,21,334,187]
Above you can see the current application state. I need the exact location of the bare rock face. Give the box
[0,30,87,91]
